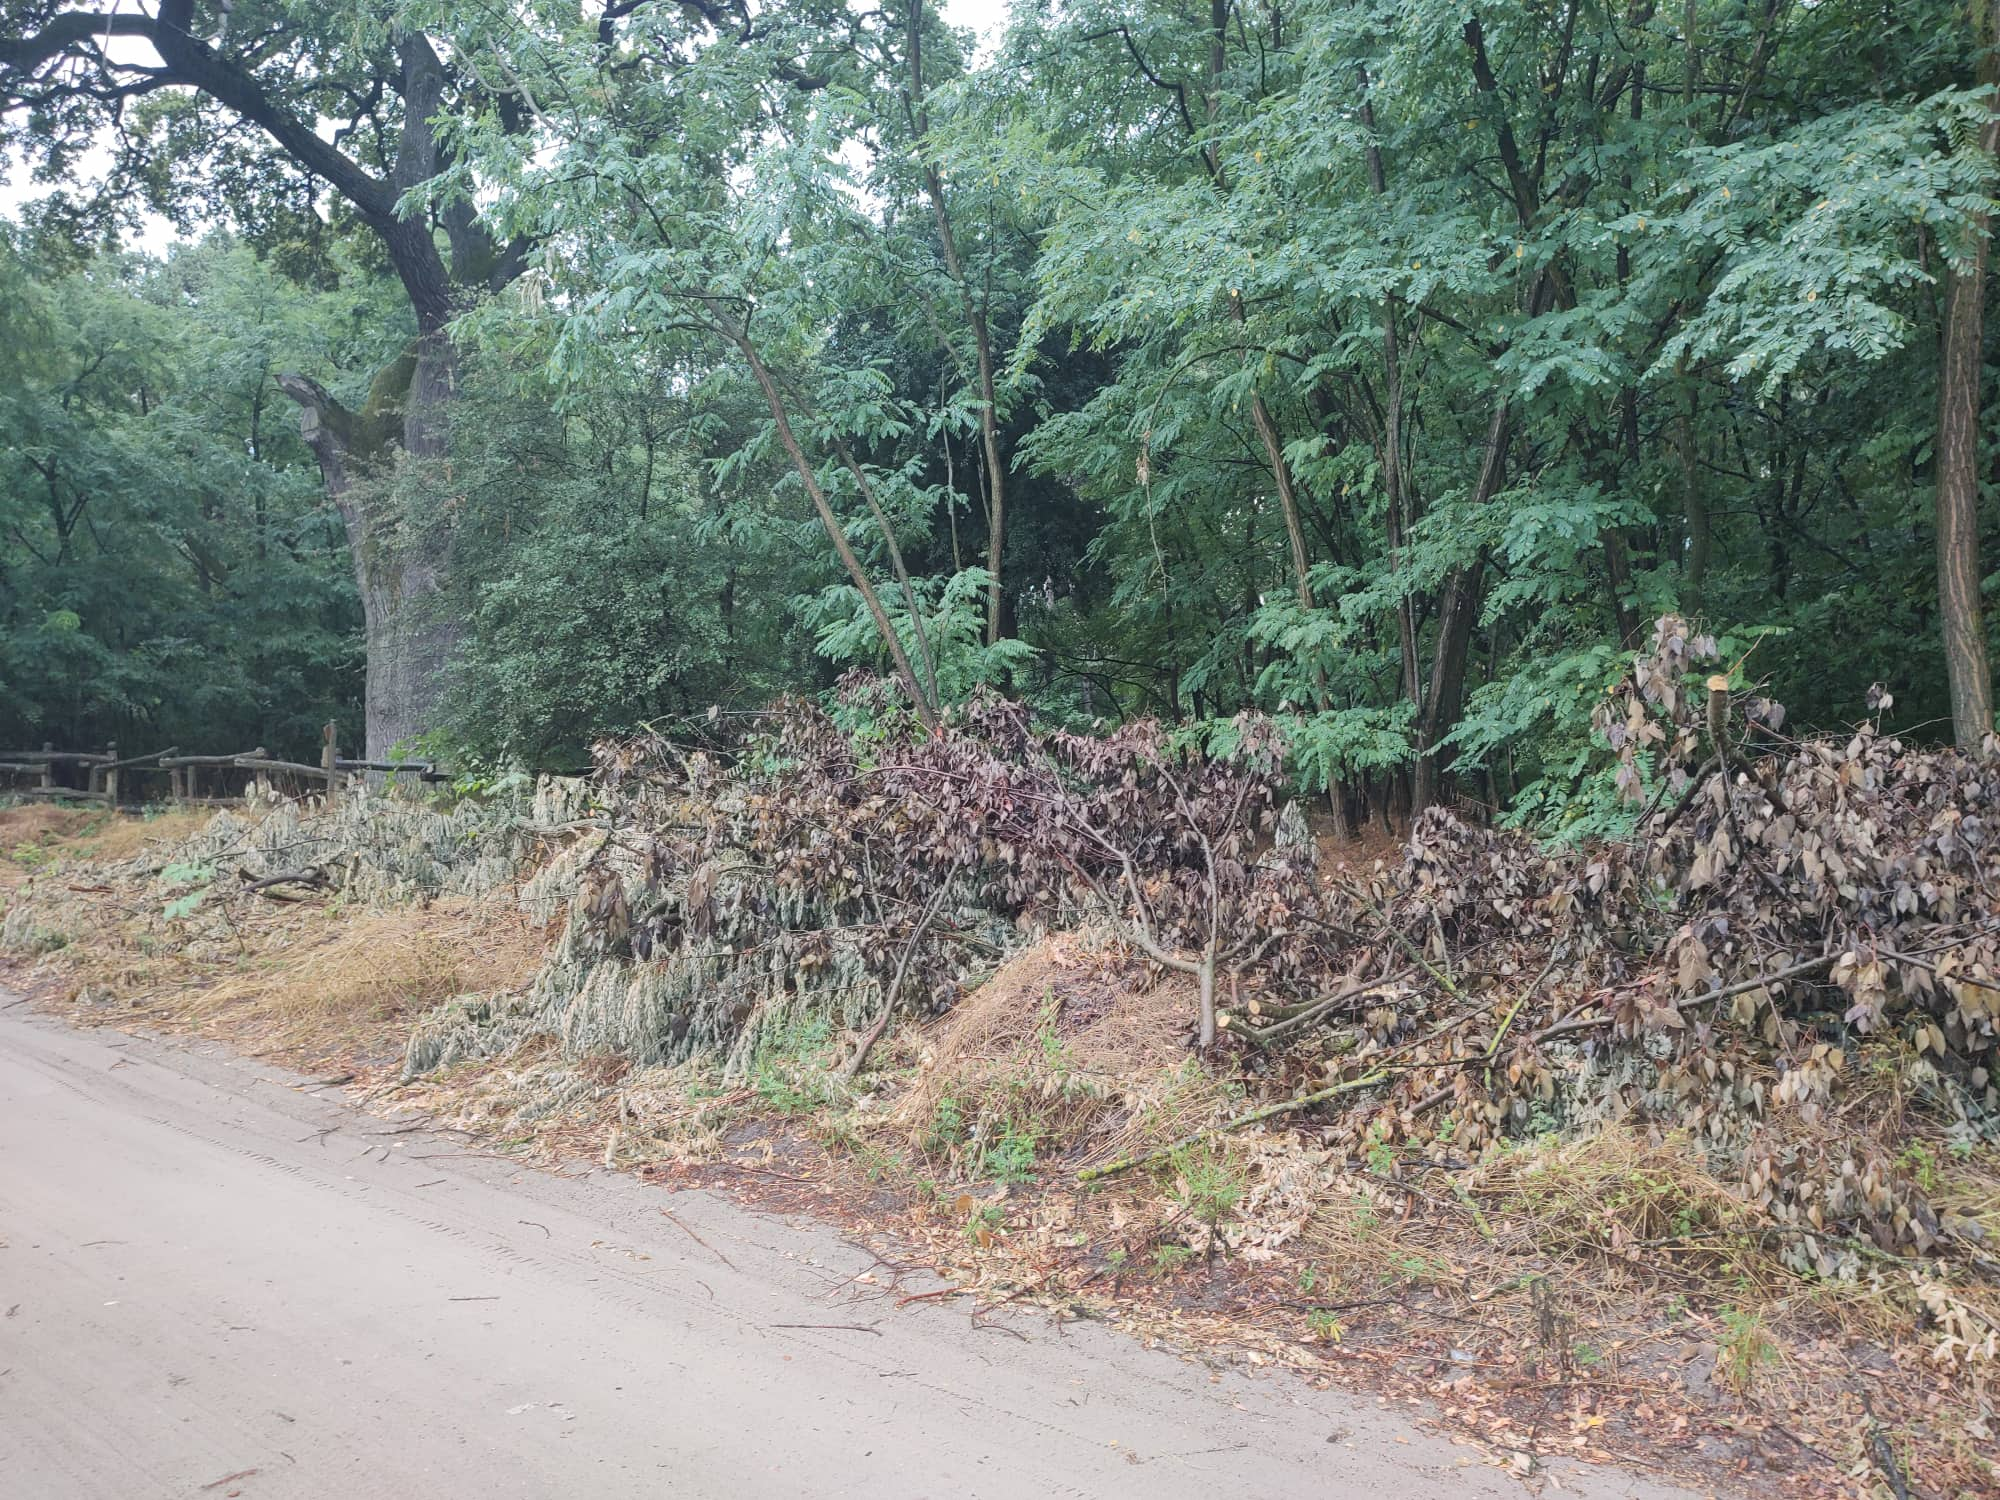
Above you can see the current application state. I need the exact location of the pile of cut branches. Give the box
[430,681,1331,1076]
[448,628,1998,1282]
[1303,619,2000,1275]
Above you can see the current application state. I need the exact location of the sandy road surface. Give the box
[0,1002,1698,1499]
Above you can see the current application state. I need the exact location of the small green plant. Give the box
[1306,1308,1345,1343]
[1719,1308,1779,1393]
[1035,991,1071,1077]
[749,1014,834,1114]
[1349,1193,1379,1234]
[1169,1143,1245,1244]
[976,1121,1040,1184]
[752,1068,825,1115]
[1149,1243,1195,1277]
[1363,1123,1397,1177]
[1105,1246,1130,1273]
[963,1200,1004,1243]
[1897,1141,1941,1194]
[1389,1251,1445,1284]
[159,859,216,921]
[926,1094,966,1154]
[1298,1264,1320,1293]
[845,1136,906,1182]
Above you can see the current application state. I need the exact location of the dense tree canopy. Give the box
[5,0,1999,835]
[0,231,381,750]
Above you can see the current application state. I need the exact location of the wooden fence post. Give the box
[104,741,119,808]
[40,742,53,793]
[322,721,340,809]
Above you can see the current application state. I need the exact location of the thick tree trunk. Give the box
[5,13,531,761]
[278,43,477,759]
[279,349,460,759]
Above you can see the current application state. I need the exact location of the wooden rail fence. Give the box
[0,723,449,809]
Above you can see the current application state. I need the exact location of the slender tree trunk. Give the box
[906,0,1009,644]
[1604,52,1647,650]
[1672,393,1710,612]
[1413,401,1511,812]
[1602,528,1639,645]
[1361,91,1422,716]
[1937,206,1995,752]
[1245,380,1333,716]
[1206,0,1324,709]
[1410,248,1561,810]
[835,445,941,708]
[1248,394,1316,621]
[717,312,939,729]
[1934,14,1999,752]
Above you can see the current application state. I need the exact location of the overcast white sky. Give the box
[0,0,1015,251]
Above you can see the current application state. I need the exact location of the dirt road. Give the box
[0,1003,1696,1499]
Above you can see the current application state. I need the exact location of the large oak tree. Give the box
[2,0,822,753]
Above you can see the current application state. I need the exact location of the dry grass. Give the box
[889,930,1222,1175]
[74,807,214,862]
[1,800,546,1076]
[0,804,99,847]
[162,902,546,1070]
[1,806,218,896]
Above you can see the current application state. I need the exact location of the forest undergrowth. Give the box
[3,620,1998,1497]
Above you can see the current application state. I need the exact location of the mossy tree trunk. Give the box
[279,338,460,760]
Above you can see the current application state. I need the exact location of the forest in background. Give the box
[5,0,2000,837]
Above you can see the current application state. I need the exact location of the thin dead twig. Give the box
[840,878,953,1081]
[660,1208,737,1270]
